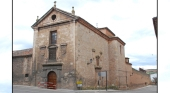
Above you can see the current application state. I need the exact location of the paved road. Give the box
[13,85,157,93]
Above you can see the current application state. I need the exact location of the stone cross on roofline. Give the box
[54,1,56,8]
[72,7,75,15]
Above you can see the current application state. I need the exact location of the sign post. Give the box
[76,80,82,90]
[106,71,107,91]
[98,71,107,91]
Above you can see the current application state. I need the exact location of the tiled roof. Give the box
[13,48,33,57]
[98,27,116,36]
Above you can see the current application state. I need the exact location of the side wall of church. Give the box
[108,40,126,87]
[13,56,32,86]
[75,22,110,88]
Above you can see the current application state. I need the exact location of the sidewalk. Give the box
[13,85,153,92]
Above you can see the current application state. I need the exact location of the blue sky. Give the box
[3,0,170,93]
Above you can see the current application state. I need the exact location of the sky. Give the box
[13,0,157,70]
[0,0,12,93]
[1,0,170,93]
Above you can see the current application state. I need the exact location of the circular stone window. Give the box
[51,14,56,20]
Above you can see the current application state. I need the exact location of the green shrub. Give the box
[107,86,119,90]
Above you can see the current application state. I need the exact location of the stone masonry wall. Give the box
[130,68,151,88]
[125,63,132,86]
[34,21,75,88]
[108,40,126,87]
[32,9,76,88]
[37,10,72,27]
[13,56,32,85]
[75,22,110,88]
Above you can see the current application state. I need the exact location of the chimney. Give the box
[54,1,56,8]
[72,7,75,15]
[125,57,129,63]
[36,16,39,21]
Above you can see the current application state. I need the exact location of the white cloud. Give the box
[0,0,12,83]
[126,35,157,56]
[0,51,12,83]
[13,0,157,68]
[0,2,12,93]
[158,0,170,92]
[13,0,160,89]
[13,29,33,50]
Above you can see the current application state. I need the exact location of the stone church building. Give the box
[13,2,151,89]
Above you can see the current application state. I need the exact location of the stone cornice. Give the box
[13,54,32,57]
[98,27,116,36]
[37,19,73,30]
[125,62,132,65]
[31,7,79,28]
[42,62,64,66]
[77,18,126,45]
[109,37,126,46]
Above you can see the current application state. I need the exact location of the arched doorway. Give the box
[47,71,57,89]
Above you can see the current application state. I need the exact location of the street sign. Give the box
[77,84,82,87]
[98,72,106,77]
[76,81,82,84]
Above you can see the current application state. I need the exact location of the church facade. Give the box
[13,3,151,89]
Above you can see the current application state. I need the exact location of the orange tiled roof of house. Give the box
[13,48,33,57]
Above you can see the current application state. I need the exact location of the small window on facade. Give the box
[50,31,57,44]
[51,14,56,20]
[120,45,121,54]
[96,56,99,66]
[25,74,29,77]
[49,48,56,60]
[96,58,99,66]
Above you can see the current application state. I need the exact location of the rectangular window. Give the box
[50,31,57,44]
[49,48,56,60]
[120,45,121,54]
[96,56,99,66]
[25,74,29,77]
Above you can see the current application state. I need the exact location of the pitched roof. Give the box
[31,7,126,46]
[98,27,116,36]
[13,48,33,57]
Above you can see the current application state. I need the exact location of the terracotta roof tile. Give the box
[13,48,33,57]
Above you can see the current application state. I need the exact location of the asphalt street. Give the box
[13,85,157,93]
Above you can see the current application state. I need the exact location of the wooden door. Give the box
[47,71,57,89]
